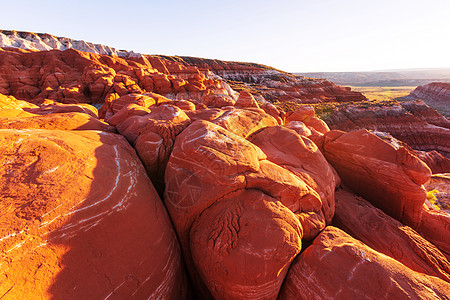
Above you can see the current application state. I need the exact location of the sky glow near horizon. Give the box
[2,0,449,72]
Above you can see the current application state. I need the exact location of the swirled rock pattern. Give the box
[164,120,336,298]
[0,128,188,299]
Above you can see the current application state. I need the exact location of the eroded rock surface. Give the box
[0,129,188,299]
[164,120,336,298]
[333,189,450,282]
[323,129,431,228]
[279,227,450,299]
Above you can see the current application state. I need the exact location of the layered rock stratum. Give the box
[1,30,449,299]
[406,82,450,117]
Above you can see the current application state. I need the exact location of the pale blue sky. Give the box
[2,0,449,72]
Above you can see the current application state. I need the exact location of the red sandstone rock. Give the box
[325,101,450,157]
[333,189,450,282]
[418,207,450,259]
[106,103,151,127]
[279,227,450,299]
[190,189,302,299]
[0,112,115,132]
[409,82,450,117]
[323,129,431,229]
[235,91,260,108]
[212,107,278,138]
[164,120,335,297]
[25,102,99,118]
[285,106,330,134]
[260,101,282,124]
[248,126,337,239]
[0,129,188,299]
[414,149,450,174]
[0,93,38,109]
[285,121,312,136]
[108,93,157,114]
[115,104,191,192]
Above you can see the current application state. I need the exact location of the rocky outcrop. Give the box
[164,120,337,298]
[323,129,431,228]
[1,30,450,300]
[279,227,450,299]
[325,101,450,158]
[333,189,450,282]
[322,129,450,259]
[0,127,188,299]
[414,150,450,173]
[0,47,236,110]
[150,55,366,104]
[408,82,450,117]
[0,112,115,132]
[1,30,366,108]
[418,207,450,259]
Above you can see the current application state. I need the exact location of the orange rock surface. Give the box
[334,189,450,281]
[164,120,336,298]
[0,129,188,299]
[323,129,431,229]
[1,30,449,299]
[279,227,450,299]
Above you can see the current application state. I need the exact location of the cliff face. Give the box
[410,82,450,102]
[406,82,450,117]
[0,47,238,110]
[148,55,366,103]
[324,100,450,161]
[0,30,366,106]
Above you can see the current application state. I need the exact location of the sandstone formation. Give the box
[164,120,336,298]
[333,189,450,282]
[0,30,366,110]
[1,30,449,299]
[0,47,237,111]
[279,227,450,299]
[323,129,431,228]
[418,207,450,259]
[325,100,450,160]
[414,150,450,174]
[0,128,188,299]
[408,82,450,117]
[0,111,115,132]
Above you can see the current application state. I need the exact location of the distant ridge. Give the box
[297,69,450,86]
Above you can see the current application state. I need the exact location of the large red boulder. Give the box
[279,227,450,299]
[0,129,188,299]
[234,91,259,108]
[164,120,335,298]
[323,129,431,229]
[333,189,450,282]
[190,189,302,299]
[248,125,338,239]
[285,105,330,134]
[115,104,191,193]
